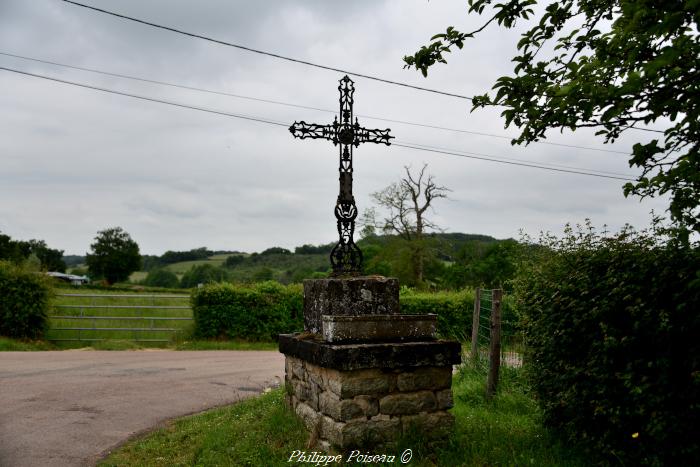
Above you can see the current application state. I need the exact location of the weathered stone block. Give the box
[306,365,325,388]
[379,391,437,415]
[320,415,342,446]
[435,388,454,410]
[319,391,341,419]
[328,369,392,398]
[353,395,379,418]
[396,366,452,392]
[279,335,462,371]
[292,380,311,403]
[341,418,401,447]
[291,358,305,381]
[303,277,399,334]
[322,314,437,343]
[295,402,319,431]
[401,411,454,439]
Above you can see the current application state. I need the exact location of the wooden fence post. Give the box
[471,287,481,364]
[486,289,502,397]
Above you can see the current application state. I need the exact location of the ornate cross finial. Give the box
[290,76,393,276]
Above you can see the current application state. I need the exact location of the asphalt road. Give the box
[0,350,285,467]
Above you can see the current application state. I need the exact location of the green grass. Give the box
[100,388,307,467]
[0,336,56,351]
[164,258,227,274]
[100,366,587,466]
[129,271,148,282]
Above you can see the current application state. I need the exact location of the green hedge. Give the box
[0,261,53,338]
[399,289,474,339]
[514,226,700,465]
[191,281,303,341]
[191,282,491,342]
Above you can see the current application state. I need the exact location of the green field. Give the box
[163,256,230,274]
[46,288,193,346]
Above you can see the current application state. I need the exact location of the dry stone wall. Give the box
[285,355,454,449]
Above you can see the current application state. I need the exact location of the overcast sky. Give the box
[0,0,668,255]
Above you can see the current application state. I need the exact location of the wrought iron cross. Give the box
[290,75,393,276]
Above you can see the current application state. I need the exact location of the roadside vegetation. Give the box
[99,365,585,466]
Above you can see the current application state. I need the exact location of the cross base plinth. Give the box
[279,335,460,450]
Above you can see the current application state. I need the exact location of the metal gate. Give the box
[46,293,192,343]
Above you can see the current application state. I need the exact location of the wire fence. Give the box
[469,287,523,396]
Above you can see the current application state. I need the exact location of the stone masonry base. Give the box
[285,355,454,450]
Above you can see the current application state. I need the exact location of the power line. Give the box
[395,140,635,177]
[60,0,472,101]
[0,65,636,181]
[0,51,631,156]
[59,0,666,136]
[0,66,288,127]
[392,143,636,181]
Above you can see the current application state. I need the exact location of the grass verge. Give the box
[100,365,587,466]
[0,336,56,351]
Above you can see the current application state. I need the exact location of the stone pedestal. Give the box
[279,276,460,450]
[303,276,399,334]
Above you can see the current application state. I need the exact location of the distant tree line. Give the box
[0,231,66,272]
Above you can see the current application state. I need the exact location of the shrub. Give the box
[400,288,516,340]
[191,281,303,340]
[0,261,52,338]
[400,288,474,339]
[180,264,228,288]
[514,223,700,465]
[191,281,498,343]
[143,269,179,288]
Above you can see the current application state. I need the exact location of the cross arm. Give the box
[289,121,336,142]
[354,126,393,146]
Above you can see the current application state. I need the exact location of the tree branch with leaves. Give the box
[404,0,699,239]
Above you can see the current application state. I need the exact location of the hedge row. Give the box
[399,289,474,339]
[191,281,303,341]
[514,227,700,466]
[0,261,52,339]
[191,283,501,341]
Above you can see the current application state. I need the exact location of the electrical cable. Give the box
[0,65,637,181]
[395,139,635,177]
[58,0,666,136]
[60,0,472,101]
[0,66,288,127]
[0,51,631,156]
[392,143,636,181]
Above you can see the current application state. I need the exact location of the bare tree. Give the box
[371,164,449,283]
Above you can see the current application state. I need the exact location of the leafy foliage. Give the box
[86,227,141,285]
[514,222,700,465]
[400,288,475,338]
[160,247,212,265]
[143,269,180,288]
[444,238,519,290]
[180,264,229,289]
[0,261,52,338]
[0,232,66,272]
[405,0,700,235]
[191,281,303,340]
[260,247,292,256]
